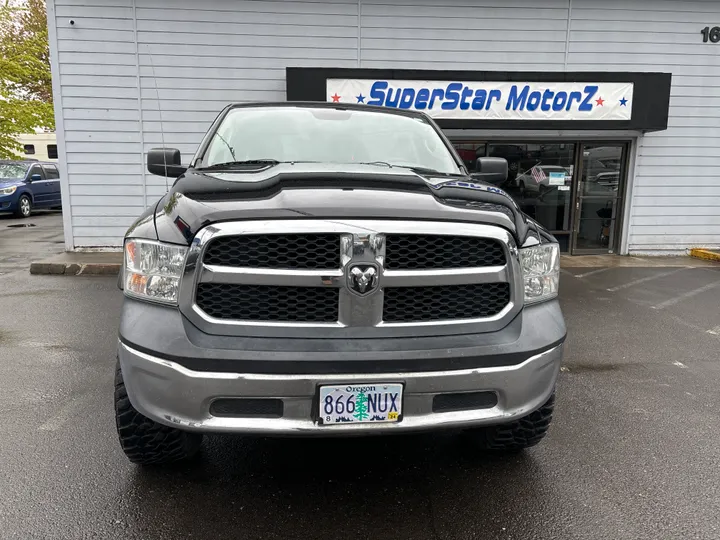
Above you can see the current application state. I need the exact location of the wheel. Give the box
[14,195,31,218]
[114,361,202,465]
[465,392,555,452]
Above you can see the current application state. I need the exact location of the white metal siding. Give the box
[567,0,720,254]
[51,0,359,247]
[359,0,569,70]
[49,0,720,252]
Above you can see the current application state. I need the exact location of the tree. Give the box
[353,392,369,421]
[0,0,54,158]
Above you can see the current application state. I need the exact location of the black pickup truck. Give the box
[115,103,565,465]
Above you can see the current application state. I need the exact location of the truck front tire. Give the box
[114,361,202,465]
[465,392,555,452]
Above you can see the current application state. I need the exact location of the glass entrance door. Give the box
[572,143,628,254]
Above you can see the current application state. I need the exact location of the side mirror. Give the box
[147,148,187,178]
[30,173,42,182]
[470,157,508,185]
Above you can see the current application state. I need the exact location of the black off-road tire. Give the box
[114,361,202,465]
[466,392,555,452]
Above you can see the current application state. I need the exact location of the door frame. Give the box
[41,163,62,206]
[570,141,631,255]
[26,163,49,207]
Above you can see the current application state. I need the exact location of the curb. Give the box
[29,262,121,276]
[689,248,720,263]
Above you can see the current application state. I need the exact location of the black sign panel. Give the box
[286,68,671,132]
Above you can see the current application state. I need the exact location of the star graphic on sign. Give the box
[356,94,365,103]
[619,97,628,106]
[331,93,341,102]
[595,97,605,106]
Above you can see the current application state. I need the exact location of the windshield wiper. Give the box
[398,165,459,177]
[356,161,393,168]
[212,132,237,161]
[197,159,281,170]
[355,162,457,176]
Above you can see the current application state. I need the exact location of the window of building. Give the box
[450,139,629,254]
[47,144,58,159]
[24,144,35,155]
[453,142,487,171]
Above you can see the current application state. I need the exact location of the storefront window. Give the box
[487,143,575,239]
[449,140,628,254]
[453,142,487,172]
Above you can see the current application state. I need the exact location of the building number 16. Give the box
[700,26,720,43]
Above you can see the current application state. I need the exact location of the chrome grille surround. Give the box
[179,220,523,339]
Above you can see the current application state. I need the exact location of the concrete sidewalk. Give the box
[29,251,122,275]
[29,250,717,275]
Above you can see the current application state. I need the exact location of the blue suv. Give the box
[0,160,62,218]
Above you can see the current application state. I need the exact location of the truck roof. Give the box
[225,101,431,121]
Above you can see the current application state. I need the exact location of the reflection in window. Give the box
[452,142,487,171]
[576,145,624,251]
[486,143,575,235]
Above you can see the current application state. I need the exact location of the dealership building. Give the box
[47,0,719,254]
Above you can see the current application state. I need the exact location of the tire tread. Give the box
[470,393,555,452]
[114,362,202,465]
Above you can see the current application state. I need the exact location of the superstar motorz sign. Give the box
[326,79,634,121]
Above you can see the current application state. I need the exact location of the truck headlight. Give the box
[519,243,560,304]
[124,239,187,304]
[0,186,17,195]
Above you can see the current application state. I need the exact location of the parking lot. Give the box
[0,224,719,539]
[0,211,64,274]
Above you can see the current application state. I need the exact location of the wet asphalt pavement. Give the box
[1,220,720,539]
[0,211,64,274]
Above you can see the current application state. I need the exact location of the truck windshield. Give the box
[0,163,28,179]
[200,107,462,175]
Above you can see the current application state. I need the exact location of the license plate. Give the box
[318,383,403,425]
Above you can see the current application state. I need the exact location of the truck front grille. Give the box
[384,235,506,269]
[383,283,511,322]
[203,234,340,269]
[184,220,519,338]
[196,283,339,322]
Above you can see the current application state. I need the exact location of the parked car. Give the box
[514,164,570,197]
[0,160,62,218]
[115,103,566,465]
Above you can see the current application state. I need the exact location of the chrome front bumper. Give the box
[118,340,563,435]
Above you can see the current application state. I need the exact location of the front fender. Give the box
[119,200,162,290]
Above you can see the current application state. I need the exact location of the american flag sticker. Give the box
[531,166,547,184]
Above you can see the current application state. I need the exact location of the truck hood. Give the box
[137,163,549,247]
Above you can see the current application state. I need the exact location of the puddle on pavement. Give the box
[7,223,36,228]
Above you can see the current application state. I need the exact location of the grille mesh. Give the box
[203,234,340,269]
[383,283,510,322]
[384,235,505,269]
[196,283,339,322]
